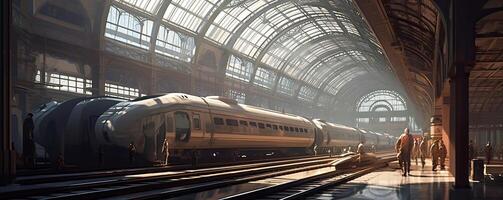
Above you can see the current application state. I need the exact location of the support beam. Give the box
[1,0,14,185]
[449,0,475,189]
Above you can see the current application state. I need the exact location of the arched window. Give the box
[355,90,419,135]
[105,6,153,49]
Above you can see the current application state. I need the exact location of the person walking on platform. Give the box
[484,142,493,164]
[439,140,447,170]
[419,137,428,169]
[468,140,475,161]
[128,141,136,165]
[431,140,440,171]
[23,113,35,168]
[395,135,402,169]
[161,139,169,165]
[412,138,420,165]
[396,128,414,176]
[357,142,365,163]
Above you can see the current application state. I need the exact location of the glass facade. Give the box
[102,0,388,109]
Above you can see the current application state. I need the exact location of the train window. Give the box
[250,122,257,127]
[295,127,299,132]
[214,117,224,125]
[239,120,248,126]
[299,128,304,133]
[279,126,283,130]
[193,114,201,130]
[258,123,265,129]
[266,124,271,128]
[174,112,191,142]
[304,128,308,133]
[226,119,239,126]
[272,125,278,130]
[289,127,294,132]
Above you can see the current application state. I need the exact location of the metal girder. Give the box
[477,32,503,39]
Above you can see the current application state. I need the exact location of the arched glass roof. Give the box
[103,0,389,102]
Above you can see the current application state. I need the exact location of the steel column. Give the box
[1,0,14,185]
[449,0,474,189]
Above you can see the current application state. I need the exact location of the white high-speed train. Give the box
[95,93,394,163]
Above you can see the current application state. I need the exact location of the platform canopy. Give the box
[103,0,398,104]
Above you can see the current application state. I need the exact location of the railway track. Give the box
[0,155,336,199]
[15,155,326,185]
[223,154,396,200]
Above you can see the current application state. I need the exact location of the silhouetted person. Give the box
[419,137,428,168]
[499,146,503,160]
[397,128,414,176]
[439,140,447,170]
[431,140,440,171]
[357,142,365,163]
[468,140,475,161]
[161,139,169,165]
[23,113,35,168]
[128,141,136,165]
[395,135,402,169]
[484,142,493,164]
[56,154,64,170]
[412,139,419,165]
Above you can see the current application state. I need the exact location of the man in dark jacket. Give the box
[23,113,35,168]
[397,128,414,176]
[439,140,447,170]
[419,136,428,169]
[484,142,493,164]
[431,140,440,171]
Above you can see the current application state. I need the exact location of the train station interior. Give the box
[1,0,502,199]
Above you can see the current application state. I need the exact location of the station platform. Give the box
[320,159,503,200]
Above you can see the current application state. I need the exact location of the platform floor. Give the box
[322,159,503,200]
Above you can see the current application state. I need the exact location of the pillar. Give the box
[1,0,15,185]
[449,0,474,189]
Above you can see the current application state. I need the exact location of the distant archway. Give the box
[356,90,420,136]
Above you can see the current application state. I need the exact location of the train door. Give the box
[142,114,164,161]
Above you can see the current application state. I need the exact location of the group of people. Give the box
[395,128,447,177]
[469,140,503,164]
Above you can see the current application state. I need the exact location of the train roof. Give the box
[132,93,312,125]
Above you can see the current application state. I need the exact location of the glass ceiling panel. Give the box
[261,19,343,71]
[277,76,296,96]
[298,85,317,102]
[281,38,343,79]
[325,67,367,95]
[253,67,276,89]
[302,52,350,87]
[163,0,223,33]
[341,20,360,36]
[116,0,163,14]
[205,0,271,44]
[234,4,336,58]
